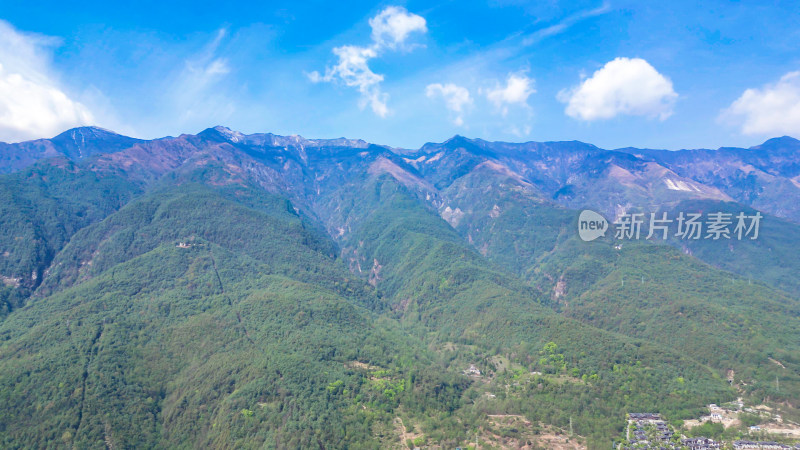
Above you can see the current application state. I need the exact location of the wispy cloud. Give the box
[309,45,387,117]
[172,28,236,125]
[0,20,93,142]
[522,2,611,46]
[309,6,427,117]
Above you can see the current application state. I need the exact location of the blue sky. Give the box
[1,0,799,150]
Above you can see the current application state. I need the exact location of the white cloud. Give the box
[182,29,231,85]
[0,20,93,142]
[309,6,426,117]
[369,6,427,50]
[426,83,472,126]
[203,58,230,76]
[172,28,236,125]
[720,71,800,136]
[486,73,535,116]
[509,124,532,137]
[522,2,611,46]
[558,57,677,121]
[309,45,387,117]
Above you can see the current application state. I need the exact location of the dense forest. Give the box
[0,128,798,448]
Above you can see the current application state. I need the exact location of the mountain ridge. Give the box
[5,124,797,159]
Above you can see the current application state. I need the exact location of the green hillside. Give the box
[0,184,464,448]
[0,131,798,448]
[533,239,800,419]
[663,199,800,296]
[326,175,737,444]
[0,158,142,318]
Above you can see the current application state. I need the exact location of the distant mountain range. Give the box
[4,126,799,222]
[0,126,798,448]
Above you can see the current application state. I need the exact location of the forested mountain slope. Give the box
[0,126,798,448]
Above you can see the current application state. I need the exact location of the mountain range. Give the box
[0,126,798,449]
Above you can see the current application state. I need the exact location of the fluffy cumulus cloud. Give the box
[486,74,535,116]
[558,57,677,121]
[720,71,800,136]
[369,6,427,50]
[309,6,426,117]
[0,20,93,142]
[425,83,472,126]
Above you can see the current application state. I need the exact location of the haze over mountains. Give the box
[0,126,798,448]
